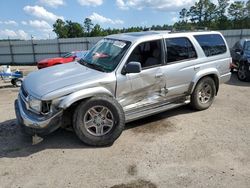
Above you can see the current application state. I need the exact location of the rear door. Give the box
[161,37,198,97]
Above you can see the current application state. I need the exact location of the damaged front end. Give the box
[15,85,63,136]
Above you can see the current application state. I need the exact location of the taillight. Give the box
[229,59,235,69]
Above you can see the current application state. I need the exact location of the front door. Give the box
[116,39,165,110]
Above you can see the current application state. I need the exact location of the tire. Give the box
[11,78,16,86]
[11,78,22,87]
[190,77,216,111]
[15,79,22,87]
[237,64,247,81]
[73,96,125,146]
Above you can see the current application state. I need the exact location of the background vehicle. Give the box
[0,65,23,87]
[37,51,88,69]
[231,39,250,81]
[15,31,231,146]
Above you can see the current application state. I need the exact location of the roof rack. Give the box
[170,27,209,33]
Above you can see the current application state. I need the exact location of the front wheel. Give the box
[190,77,216,111]
[11,78,22,87]
[73,96,125,146]
[237,64,247,81]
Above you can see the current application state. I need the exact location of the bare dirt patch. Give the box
[0,70,249,188]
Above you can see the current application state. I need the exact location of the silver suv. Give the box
[15,31,231,146]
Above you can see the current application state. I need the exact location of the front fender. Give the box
[59,87,113,109]
[189,68,220,94]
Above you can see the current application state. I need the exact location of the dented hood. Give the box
[23,62,108,100]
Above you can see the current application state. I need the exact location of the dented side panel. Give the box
[116,66,166,110]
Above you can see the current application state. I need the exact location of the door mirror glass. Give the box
[122,61,141,74]
[235,48,242,54]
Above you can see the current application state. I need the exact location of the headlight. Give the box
[28,95,41,113]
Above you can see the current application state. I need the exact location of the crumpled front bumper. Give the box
[14,95,63,136]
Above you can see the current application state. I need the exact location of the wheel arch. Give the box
[189,70,220,95]
[58,87,114,110]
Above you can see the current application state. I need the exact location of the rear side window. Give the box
[165,37,197,63]
[194,34,227,57]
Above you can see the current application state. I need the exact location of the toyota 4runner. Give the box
[15,31,232,146]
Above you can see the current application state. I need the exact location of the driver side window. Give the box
[127,40,162,69]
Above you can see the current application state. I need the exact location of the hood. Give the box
[23,62,111,100]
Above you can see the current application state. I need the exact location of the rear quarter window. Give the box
[194,34,227,57]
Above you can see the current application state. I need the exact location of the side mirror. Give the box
[235,49,242,55]
[72,55,77,60]
[122,61,141,75]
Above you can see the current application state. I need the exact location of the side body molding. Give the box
[59,87,113,109]
[188,67,220,94]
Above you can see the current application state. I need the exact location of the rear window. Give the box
[194,34,227,57]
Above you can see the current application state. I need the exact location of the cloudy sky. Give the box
[0,0,241,40]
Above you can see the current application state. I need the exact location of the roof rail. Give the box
[170,27,209,33]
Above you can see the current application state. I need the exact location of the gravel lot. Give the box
[0,67,249,188]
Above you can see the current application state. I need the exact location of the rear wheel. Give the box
[73,96,125,146]
[191,77,216,111]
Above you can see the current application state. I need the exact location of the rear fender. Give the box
[189,68,220,94]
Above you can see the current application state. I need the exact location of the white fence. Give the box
[0,37,103,65]
[219,29,250,47]
[0,29,250,65]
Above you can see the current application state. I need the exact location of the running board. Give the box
[125,99,190,123]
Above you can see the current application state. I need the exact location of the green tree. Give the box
[246,0,250,17]
[91,24,103,36]
[216,0,230,29]
[53,19,68,38]
[179,8,188,22]
[188,1,203,23]
[65,21,84,38]
[188,0,217,26]
[217,0,230,18]
[228,1,247,28]
[84,18,93,36]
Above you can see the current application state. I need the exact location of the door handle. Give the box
[194,66,200,71]
[155,73,163,78]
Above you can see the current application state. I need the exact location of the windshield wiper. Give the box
[88,63,107,72]
[78,59,107,72]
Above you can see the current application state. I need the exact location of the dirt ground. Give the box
[0,67,249,188]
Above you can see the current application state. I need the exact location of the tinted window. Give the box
[76,51,88,58]
[127,40,162,69]
[165,37,197,63]
[63,52,73,58]
[194,34,227,57]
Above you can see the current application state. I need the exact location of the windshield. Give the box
[63,52,74,58]
[79,39,131,72]
[245,41,250,51]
